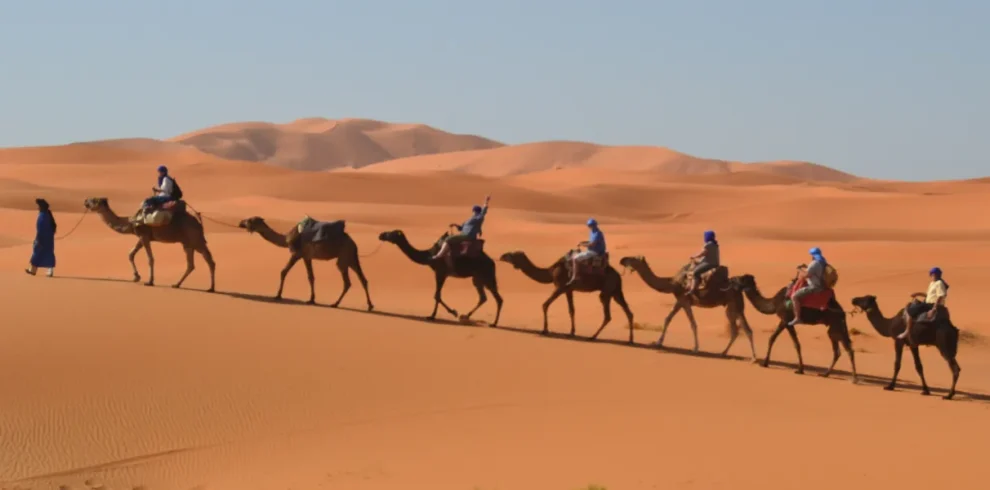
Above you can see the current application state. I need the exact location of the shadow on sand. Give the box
[54,274,990,404]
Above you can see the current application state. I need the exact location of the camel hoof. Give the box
[942,394,954,400]
[132,276,141,283]
[587,336,599,342]
[171,284,181,289]
[795,369,804,375]
[206,288,215,293]
[818,373,830,378]
[541,330,549,336]
[425,316,437,322]
[330,303,340,308]
[144,282,154,287]
[367,305,375,312]
[760,361,770,368]
[883,385,895,391]
[921,390,932,396]
[851,378,860,385]
[306,300,316,305]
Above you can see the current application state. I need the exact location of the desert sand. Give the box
[2,118,989,490]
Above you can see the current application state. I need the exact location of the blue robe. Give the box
[30,212,56,268]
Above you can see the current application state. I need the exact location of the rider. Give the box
[566,218,606,286]
[141,165,178,211]
[788,246,827,326]
[432,195,490,261]
[686,230,720,294]
[897,267,949,344]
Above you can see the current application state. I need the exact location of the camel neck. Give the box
[394,235,433,265]
[512,254,555,284]
[96,206,135,234]
[627,260,678,294]
[256,224,289,248]
[743,284,780,315]
[863,304,900,337]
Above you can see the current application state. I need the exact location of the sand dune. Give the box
[2,119,990,490]
[356,140,863,182]
[168,117,504,171]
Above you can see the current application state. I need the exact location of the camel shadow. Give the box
[54,275,137,284]
[759,359,990,402]
[47,275,990,403]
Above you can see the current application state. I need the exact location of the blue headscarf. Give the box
[157,165,168,187]
[930,267,949,290]
[703,230,716,244]
[809,246,826,265]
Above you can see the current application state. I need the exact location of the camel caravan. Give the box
[79,166,963,400]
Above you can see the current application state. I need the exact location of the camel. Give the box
[378,229,502,325]
[850,295,960,399]
[238,217,373,310]
[498,250,634,342]
[83,197,216,291]
[727,273,859,383]
[618,256,756,360]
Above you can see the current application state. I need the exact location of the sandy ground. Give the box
[2,127,990,490]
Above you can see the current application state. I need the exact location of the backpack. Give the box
[170,177,183,200]
[823,264,839,288]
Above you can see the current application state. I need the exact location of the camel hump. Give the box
[134,200,187,227]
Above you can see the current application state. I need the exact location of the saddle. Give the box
[565,250,610,277]
[784,278,835,311]
[134,200,186,227]
[676,263,729,295]
[453,239,485,258]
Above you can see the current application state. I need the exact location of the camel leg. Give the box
[721,309,740,357]
[612,288,635,344]
[937,327,960,400]
[197,244,216,293]
[128,240,144,282]
[737,312,758,362]
[348,257,373,312]
[761,322,786,369]
[886,340,906,392]
[657,302,684,348]
[681,303,700,353]
[588,292,613,341]
[142,238,155,287]
[331,260,351,308]
[821,335,842,378]
[172,246,196,289]
[909,345,930,395]
[275,255,302,301]
[565,291,576,336]
[303,258,316,305]
[943,355,961,401]
[784,325,805,374]
[461,275,488,322]
[541,287,567,335]
[429,273,458,320]
[823,326,858,383]
[486,274,503,328]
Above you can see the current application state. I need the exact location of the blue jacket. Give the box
[588,228,606,254]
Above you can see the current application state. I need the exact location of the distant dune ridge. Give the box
[167,117,505,171]
[0,117,870,184]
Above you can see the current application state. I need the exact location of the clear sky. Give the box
[1,0,987,180]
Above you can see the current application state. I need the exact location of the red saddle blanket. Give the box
[786,278,835,310]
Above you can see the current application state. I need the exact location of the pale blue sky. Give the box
[1,0,987,180]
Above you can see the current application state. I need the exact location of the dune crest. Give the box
[168,117,505,171]
[356,140,862,182]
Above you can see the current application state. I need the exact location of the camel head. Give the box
[726,274,757,292]
[378,230,405,243]
[83,197,109,211]
[498,251,526,269]
[850,295,878,314]
[238,216,266,233]
[618,256,646,268]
